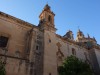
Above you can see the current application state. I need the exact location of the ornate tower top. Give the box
[42,4,55,16]
[76,29,97,45]
[76,29,84,42]
[63,30,74,40]
[38,4,56,31]
[77,29,84,39]
[44,4,50,10]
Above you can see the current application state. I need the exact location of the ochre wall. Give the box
[0,15,32,75]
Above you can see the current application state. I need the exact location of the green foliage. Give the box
[0,60,6,75]
[58,55,94,75]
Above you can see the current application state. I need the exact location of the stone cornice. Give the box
[93,45,100,50]
[78,37,96,42]
[38,22,57,32]
[39,10,55,18]
[0,54,27,60]
[0,11,38,28]
[56,34,100,50]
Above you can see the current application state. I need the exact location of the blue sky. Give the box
[0,0,100,44]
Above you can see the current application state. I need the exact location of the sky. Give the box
[0,0,100,44]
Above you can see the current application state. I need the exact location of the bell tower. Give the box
[39,4,56,31]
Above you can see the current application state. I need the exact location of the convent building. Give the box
[0,4,100,75]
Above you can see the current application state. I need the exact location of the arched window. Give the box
[48,15,52,22]
[72,48,76,55]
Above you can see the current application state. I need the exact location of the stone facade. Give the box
[0,4,100,75]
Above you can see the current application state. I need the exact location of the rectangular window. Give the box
[49,73,51,75]
[49,39,51,43]
[36,45,39,50]
[0,36,8,47]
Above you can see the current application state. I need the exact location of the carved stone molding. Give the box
[0,11,37,28]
